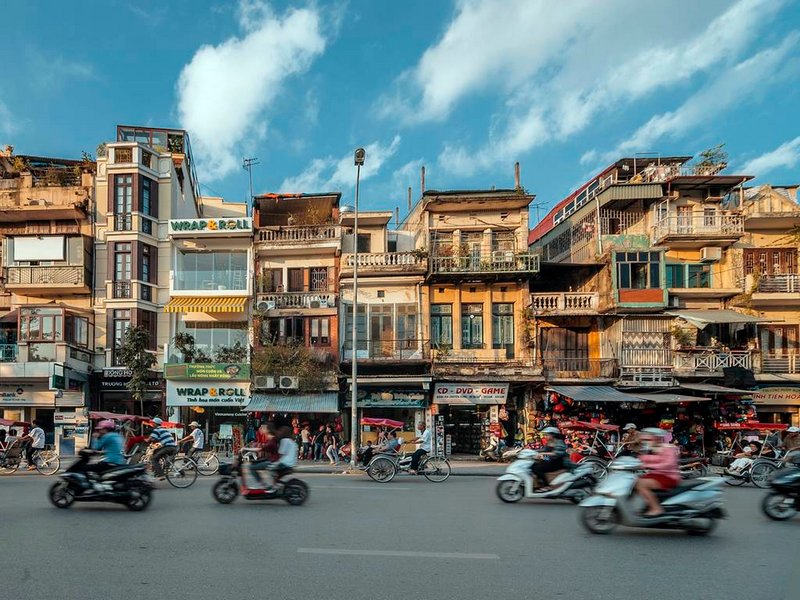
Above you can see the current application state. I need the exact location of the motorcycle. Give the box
[212,456,308,506]
[579,457,726,536]
[496,450,596,504]
[761,464,800,521]
[48,449,153,511]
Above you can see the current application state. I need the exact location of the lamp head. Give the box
[354,148,366,166]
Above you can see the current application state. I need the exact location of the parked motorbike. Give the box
[579,457,726,535]
[212,457,308,505]
[48,449,153,511]
[496,450,596,504]
[761,464,800,521]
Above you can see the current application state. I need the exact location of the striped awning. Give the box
[245,392,339,414]
[164,296,247,313]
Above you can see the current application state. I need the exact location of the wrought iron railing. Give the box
[757,274,800,293]
[429,252,540,274]
[257,225,340,243]
[113,280,132,299]
[255,292,336,309]
[0,344,17,362]
[652,213,744,240]
[6,266,85,286]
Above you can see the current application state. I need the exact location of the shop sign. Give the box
[164,363,250,381]
[99,379,163,391]
[169,218,252,235]
[103,367,132,378]
[347,390,427,408]
[433,383,509,405]
[752,387,800,406]
[166,380,251,407]
[0,383,56,406]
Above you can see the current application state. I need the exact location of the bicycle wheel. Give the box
[750,461,776,489]
[35,452,61,476]
[195,452,220,476]
[166,456,198,488]
[367,457,396,483]
[0,460,20,475]
[421,456,451,482]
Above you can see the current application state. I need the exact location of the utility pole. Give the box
[243,157,259,215]
[351,148,366,469]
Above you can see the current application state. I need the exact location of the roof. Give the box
[246,392,339,413]
[666,309,765,329]
[638,393,711,404]
[546,385,643,403]
[422,189,521,196]
[678,383,751,395]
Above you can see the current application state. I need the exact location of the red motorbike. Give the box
[212,455,308,506]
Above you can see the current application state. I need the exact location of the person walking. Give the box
[300,425,311,460]
[325,427,340,465]
[312,425,325,461]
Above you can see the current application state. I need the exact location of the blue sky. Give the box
[2,0,800,224]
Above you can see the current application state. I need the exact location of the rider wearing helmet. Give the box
[86,420,126,476]
[532,427,567,491]
[635,427,680,517]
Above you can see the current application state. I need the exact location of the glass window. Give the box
[179,322,247,357]
[666,264,685,288]
[343,304,367,350]
[492,303,514,351]
[616,251,661,289]
[356,234,371,253]
[461,303,484,349]
[20,308,63,342]
[687,264,711,288]
[430,304,453,348]
[142,246,151,283]
[115,175,133,214]
[310,318,330,346]
[142,178,151,216]
[396,304,417,347]
[113,309,131,348]
[175,250,248,291]
[115,243,132,281]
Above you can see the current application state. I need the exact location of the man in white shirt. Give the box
[23,420,46,471]
[409,421,432,473]
[178,421,205,460]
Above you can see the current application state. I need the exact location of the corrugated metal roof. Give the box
[639,393,711,404]
[666,309,764,329]
[679,383,751,395]
[546,386,643,403]
[246,392,339,413]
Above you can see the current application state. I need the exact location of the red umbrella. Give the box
[360,417,405,429]
[0,418,30,427]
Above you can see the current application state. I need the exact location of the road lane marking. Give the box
[314,485,411,490]
[297,548,499,560]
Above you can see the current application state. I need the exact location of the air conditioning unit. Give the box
[278,375,299,389]
[319,298,329,308]
[700,247,722,262]
[256,300,276,311]
[253,376,275,389]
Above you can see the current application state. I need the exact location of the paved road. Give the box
[1,474,797,600]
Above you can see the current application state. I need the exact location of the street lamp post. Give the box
[351,148,366,469]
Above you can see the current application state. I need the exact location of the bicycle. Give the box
[366,446,451,483]
[0,443,61,475]
[185,449,220,476]
[142,445,198,488]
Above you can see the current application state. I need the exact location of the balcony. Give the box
[256,225,340,253]
[529,292,598,314]
[0,174,91,223]
[751,274,800,305]
[341,339,430,361]
[340,252,427,277]
[652,213,744,247]
[543,357,617,380]
[255,292,337,311]
[673,349,753,375]
[761,353,800,375]
[5,265,90,294]
[429,252,540,277]
[0,344,17,362]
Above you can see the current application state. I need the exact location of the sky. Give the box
[2,0,800,226]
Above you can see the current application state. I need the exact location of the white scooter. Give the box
[578,457,726,536]
[496,449,597,503]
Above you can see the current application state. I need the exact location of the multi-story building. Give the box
[0,147,96,453]
[338,209,429,438]
[402,184,540,454]
[93,125,202,416]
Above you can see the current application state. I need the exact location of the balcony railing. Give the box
[256,292,336,309]
[673,349,752,373]
[114,213,133,231]
[341,339,430,361]
[543,357,617,379]
[113,280,132,299]
[757,274,800,293]
[257,225,340,244]
[530,292,598,314]
[652,214,744,241]
[0,344,17,362]
[341,252,426,274]
[6,265,86,286]
[620,348,673,367]
[429,252,540,274]
[761,353,800,374]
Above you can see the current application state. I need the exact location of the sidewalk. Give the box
[293,458,505,477]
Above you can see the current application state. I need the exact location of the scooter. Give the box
[761,463,800,521]
[496,450,597,504]
[212,456,308,505]
[579,457,726,535]
[48,449,153,511]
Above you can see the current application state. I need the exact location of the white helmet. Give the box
[788,426,799,433]
[542,427,561,435]
[623,423,637,431]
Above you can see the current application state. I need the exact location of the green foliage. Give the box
[116,326,157,411]
[671,325,694,348]
[695,143,728,167]
[95,143,107,158]
[251,341,333,391]
[172,332,211,363]
[215,341,248,363]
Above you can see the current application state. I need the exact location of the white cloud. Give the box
[177,0,326,180]
[280,136,401,192]
[739,136,800,177]
[381,0,787,176]
[26,49,95,90]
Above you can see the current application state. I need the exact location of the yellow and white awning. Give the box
[164,296,247,314]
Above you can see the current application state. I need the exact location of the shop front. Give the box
[432,383,509,455]
[345,387,429,443]
[94,367,164,417]
[245,392,341,446]
[751,387,800,426]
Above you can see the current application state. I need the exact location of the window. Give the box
[461,303,484,349]
[666,264,685,288]
[66,315,89,347]
[175,250,248,291]
[370,305,394,354]
[310,267,328,292]
[113,309,131,348]
[115,175,133,231]
[180,322,247,356]
[430,304,453,348]
[356,234,371,253]
[541,327,589,370]
[142,178,152,216]
[259,268,283,292]
[703,206,716,228]
[492,303,514,355]
[343,304,367,351]
[115,243,132,281]
[287,268,304,292]
[142,246,151,283]
[20,308,63,342]
[492,231,515,253]
[616,251,661,289]
[387,238,398,253]
[396,304,417,347]
[667,263,710,288]
[310,318,330,346]
[139,310,157,351]
[744,249,798,275]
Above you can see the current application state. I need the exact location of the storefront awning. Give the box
[678,383,751,395]
[639,393,711,404]
[666,309,765,329]
[245,392,339,414]
[547,385,642,404]
[164,296,247,313]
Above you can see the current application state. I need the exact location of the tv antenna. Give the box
[242,157,260,201]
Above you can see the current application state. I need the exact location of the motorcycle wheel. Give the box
[49,481,75,509]
[367,457,396,483]
[126,487,152,512]
[496,480,524,503]
[761,492,797,521]
[579,458,608,481]
[687,518,718,536]
[284,479,309,506]
[212,479,239,504]
[568,489,590,504]
[580,506,618,534]
[750,462,776,489]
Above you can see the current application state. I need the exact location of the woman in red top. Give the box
[635,428,680,517]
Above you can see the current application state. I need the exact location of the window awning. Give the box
[164,296,248,313]
[666,309,765,329]
[245,392,339,414]
[638,393,711,404]
[678,383,751,395]
[546,386,643,404]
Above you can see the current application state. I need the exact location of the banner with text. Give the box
[164,363,250,381]
[166,381,251,407]
[433,383,509,405]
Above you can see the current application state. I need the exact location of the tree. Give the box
[117,325,157,417]
[695,143,728,169]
